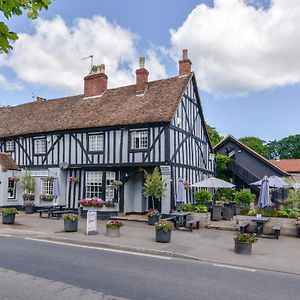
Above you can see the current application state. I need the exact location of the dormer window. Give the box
[131,130,148,150]
[88,133,104,152]
[5,140,15,152]
[34,138,46,155]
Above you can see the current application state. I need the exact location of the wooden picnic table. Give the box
[169,212,191,229]
[251,217,270,238]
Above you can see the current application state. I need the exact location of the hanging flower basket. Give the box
[112,180,123,189]
[69,176,80,184]
[184,181,191,190]
[9,176,20,183]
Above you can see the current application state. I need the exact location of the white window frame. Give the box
[131,130,148,150]
[88,133,104,152]
[85,171,103,199]
[5,140,15,152]
[34,138,46,155]
[8,178,16,199]
[41,178,53,195]
[105,172,116,200]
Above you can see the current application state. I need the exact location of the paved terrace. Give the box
[0,212,298,275]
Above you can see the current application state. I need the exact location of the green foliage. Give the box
[193,190,211,205]
[144,167,165,208]
[277,210,289,218]
[215,154,231,181]
[267,134,300,159]
[288,210,300,219]
[282,190,300,209]
[0,0,51,53]
[194,205,208,213]
[63,214,79,222]
[0,207,18,216]
[239,136,269,158]
[155,220,174,232]
[20,169,35,194]
[235,190,255,205]
[176,203,194,212]
[216,188,235,201]
[235,233,257,244]
[205,124,223,147]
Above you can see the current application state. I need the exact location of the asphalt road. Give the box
[0,235,299,300]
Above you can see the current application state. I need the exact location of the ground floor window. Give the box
[106,172,116,200]
[41,178,54,195]
[8,178,16,199]
[86,171,103,199]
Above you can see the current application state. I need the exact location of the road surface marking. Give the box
[0,234,12,237]
[213,263,256,272]
[25,237,172,260]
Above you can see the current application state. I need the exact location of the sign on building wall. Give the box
[86,210,98,235]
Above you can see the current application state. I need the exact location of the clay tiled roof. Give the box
[270,159,300,173]
[0,153,20,172]
[0,75,191,138]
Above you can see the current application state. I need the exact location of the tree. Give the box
[0,0,51,53]
[143,167,165,209]
[239,136,269,158]
[267,135,300,159]
[215,154,231,181]
[206,124,223,147]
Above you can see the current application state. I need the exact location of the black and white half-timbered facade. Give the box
[0,50,214,214]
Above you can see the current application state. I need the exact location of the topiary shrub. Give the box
[235,190,255,205]
[194,190,212,205]
[176,203,194,212]
[194,205,208,213]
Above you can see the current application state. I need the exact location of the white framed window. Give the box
[5,140,15,152]
[34,138,46,154]
[8,178,16,199]
[41,178,53,195]
[131,130,148,150]
[106,172,116,200]
[88,134,104,152]
[86,171,103,199]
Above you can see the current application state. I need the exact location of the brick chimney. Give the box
[179,49,192,76]
[136,57,149,94]
[84,64,107,98]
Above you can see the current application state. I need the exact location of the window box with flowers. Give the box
[79,198,118,212]
[40,194,54,202]
[147,208,160,225]
[105,220,123,237]
[234,233,258,255]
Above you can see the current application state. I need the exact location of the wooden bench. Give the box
[239,221,249,233]
[37,209,51,218]
[49,210,75,220]
[272,224,282,239]
[186,220,200,232]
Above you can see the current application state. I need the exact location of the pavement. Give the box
[0,212,299,275]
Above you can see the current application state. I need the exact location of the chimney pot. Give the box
[84,64,108,97]
[179,49,192,76]
[136,57,149,93]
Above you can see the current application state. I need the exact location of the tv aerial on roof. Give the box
[82,55,94,72]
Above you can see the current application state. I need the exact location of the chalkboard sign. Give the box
[86,210,98,235]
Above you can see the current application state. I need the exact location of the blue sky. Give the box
[1,0,299,142]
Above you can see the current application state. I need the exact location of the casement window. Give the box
[88,133,104,152]
[105,172,116,200]
[34,138,46,154]
[41,178,53,195]
[131,130,148,150]
[86,171,103,199]
[8,178,16,199]
[5,140,15,152]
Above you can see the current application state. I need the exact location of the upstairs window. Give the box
[86,171,103,199]
[5,140,15,152]
[131,130,148,150]
[34,138,46,155]
[88,134,104,152]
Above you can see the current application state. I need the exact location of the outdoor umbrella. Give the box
[53,177,60,205]
[250,175,287,189]
[191,177,235,189]
[176,177,185,206]
[258,175,271,208]
[292,182,300,190]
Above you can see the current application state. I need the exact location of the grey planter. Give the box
[25,206,35,214]
[211,205,222,221]
[222,206,233,220]
[234,240,253,255]
[155,229,171,243]
[2,214,16,224]
[148,215,159,225]
[64,220,78,232]
[105,227,121,237]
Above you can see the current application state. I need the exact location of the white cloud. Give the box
[0,73,23,91]
[170,0,300,96]
[4,16,166,93]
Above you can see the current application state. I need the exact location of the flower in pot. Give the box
[105,220,123,237]
[147,208,160,225]
[0,208,18,224]
[63,214,79,232]
[155,220,174,243]
[23,200,35,214]
[22,193,35,201]
[234,233,258,255]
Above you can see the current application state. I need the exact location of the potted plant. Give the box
[147,208,160,225]
[40,194,54,202]
[20,169,35,202]
[63,214,79,232]
[234,233,258,255]
[23,200,35,214]
[0,208,18,224]
[296,218,300,238]
[155,220,174,243]
[105,220,123,237]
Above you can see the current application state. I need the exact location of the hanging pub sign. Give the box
[86,210,98,235]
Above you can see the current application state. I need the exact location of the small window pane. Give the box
[106,172,115,200]
[131,131,148,150]
[34,138,46,154]
[41,179,53,195]
[6,141,15,152]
